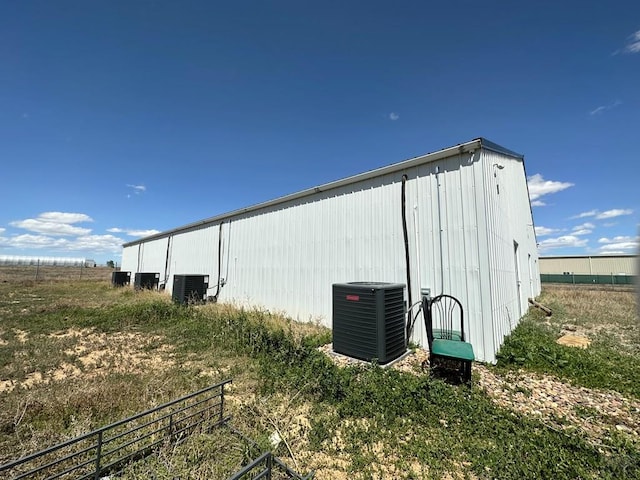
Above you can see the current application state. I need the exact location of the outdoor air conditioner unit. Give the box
[332,282,406,364]
[172,275,209,304]
[111,271,131,287]
[134,272,160,290]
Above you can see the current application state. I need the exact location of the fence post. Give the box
[266,452,273,480]
[94,430,103,480]
[168,413,174,443]
[35,259,40,281]
[220,384,225,424]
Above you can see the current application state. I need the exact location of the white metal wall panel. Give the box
[121,246,138,273]
[120,143,539,363]
[169,224,222,296]
[479,149,540,362]
[137,238,169,276]
[403,151,492,361]
[221,174,407,325]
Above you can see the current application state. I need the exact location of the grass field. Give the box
[0,273,638,479]
[0,265,114,283]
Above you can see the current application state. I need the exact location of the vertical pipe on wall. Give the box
[212,222,224,301]
[435,165,445,294]
[225,221,232,284]
[413,204,422,299]
[164,236,172,287]
[401,175,413,340]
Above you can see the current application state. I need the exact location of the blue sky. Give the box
[1,1,638,264]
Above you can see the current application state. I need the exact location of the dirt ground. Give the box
[0,328,175,394]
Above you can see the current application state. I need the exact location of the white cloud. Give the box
[597,236,639,253]
[598,235,638,244]
[572,209,598,219]
[67,235,124,253]
[596,209,633,220]
[107,227,160,238]
[570,209,633,220]
[575,222,595,230]
[589,100,621,116]
[127,229,161,237]
[389,112,399,121]
[571,222,595,236]
[127,184,146,194]
[10,219,92,236]
[0,234,70,249]
[0,233,124,253]
[0,227,5,234]
[537,235,588,252]
[623,30,640,54]
[535,226,559,237]
[37,212,93,224]
[527,174,573,206]
[1,211,127,255]
[531,200,546,207]
[9,212,94,236]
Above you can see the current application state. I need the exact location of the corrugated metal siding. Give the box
[479,149,540,362]
[406,151,487,359]
[540,256,637,275]
[121,246,138,273]
[136,238,170,277]
[221,174,407,323]
[169,224,223,296]
[120,144,538,363]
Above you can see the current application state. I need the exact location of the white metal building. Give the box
[121,138,540,363]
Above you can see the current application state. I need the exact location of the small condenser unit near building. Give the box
[172,275,209,304]
[332,282,406,364]
[111,271,131,287]
[134,272,160,290]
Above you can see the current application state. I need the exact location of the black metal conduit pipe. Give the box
[212,222,224,302]
[401,174,413,342]
[163,236,171,288]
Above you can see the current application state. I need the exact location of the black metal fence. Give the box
[1,380,231,480]
[228,451,314,480]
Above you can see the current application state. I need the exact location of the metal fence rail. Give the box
[1,379,232,480]
[228,451,314,480]
[541,273,636,285]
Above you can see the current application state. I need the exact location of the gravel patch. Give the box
[317,343,639,444]
[475,364,640,444]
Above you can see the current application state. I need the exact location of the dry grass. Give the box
[0,265,114,283]
[1,278,639,479]
[536,286,639,354]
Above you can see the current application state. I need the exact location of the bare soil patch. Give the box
[0,328,174,393]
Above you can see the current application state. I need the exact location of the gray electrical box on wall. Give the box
[332,282,406,364]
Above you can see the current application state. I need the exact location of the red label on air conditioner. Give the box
[346,295,360,301]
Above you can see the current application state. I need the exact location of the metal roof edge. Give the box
[478,138,524,160]
[123,138,488,247]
